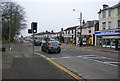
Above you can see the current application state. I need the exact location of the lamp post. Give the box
[73,9,83,46]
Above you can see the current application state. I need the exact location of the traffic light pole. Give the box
[33,32,35,54]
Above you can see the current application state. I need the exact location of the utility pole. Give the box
[79,12,82,46]
[73,9,83,46]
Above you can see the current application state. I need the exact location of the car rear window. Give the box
[49,42,59,46]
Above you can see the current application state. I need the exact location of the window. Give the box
[118,7,120,15]
[89,30,91,33]
[72,30,73,34]
[118,20,120,28]
[108,21,111,29]
[102,22,106,30]
[68,30,70,34]
[66,31,67,34]
[102,11,106,18]
[108,10,111,16]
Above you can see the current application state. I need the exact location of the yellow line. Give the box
[35,52,85,81]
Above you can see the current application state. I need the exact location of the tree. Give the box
[0,1,27,42]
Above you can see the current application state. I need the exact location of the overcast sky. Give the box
[13,0,119,37]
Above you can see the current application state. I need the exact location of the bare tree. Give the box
[0,1,27,42]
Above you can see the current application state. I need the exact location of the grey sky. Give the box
[14,0,119,37]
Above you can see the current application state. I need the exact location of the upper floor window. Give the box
[118,20,120,28]
[102,11,106,18]
[89,30,91,33]
[72,30,73,34]
[102,22,106,30]
[108,21,111,29]
[118,7,120,15]
[68,30,70,34]
[108,10,111,16]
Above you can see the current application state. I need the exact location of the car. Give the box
[41,41,61,54]
[34,39,42,46]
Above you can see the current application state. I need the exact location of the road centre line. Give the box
[35,52,85,81]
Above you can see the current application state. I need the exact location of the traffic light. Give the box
[31,22,37,33]
[28,29,32,33]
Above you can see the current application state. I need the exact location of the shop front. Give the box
[64,35,75,44]
[95,30,120,49]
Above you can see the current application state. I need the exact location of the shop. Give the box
[95,30,120,49]
[64,35,75,44]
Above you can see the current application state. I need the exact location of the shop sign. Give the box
[103,36,120,39]
[64,35,75,37]
[95,30,120,35]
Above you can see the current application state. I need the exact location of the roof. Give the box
[82,20,99,28]
[64,26,79,31]
[98,2,120,13]
[36,31,57,35]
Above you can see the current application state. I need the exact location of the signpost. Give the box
[28,22,37,54]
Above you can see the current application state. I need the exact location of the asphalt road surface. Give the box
[35,43,120,81]
[2,42,76,80]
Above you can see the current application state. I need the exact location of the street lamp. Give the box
[73,9,83,46]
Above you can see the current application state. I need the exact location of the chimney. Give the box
[103,4,109,9]
[51,30,53,33]
[61,28,63,31]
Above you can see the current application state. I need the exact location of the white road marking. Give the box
[45,53,119,67]
[103,62,120,63]
[86,56,107,59]
[82,55,95,57]
[61,57,70,58]
[50,58,56,59]
[76,56,82,57]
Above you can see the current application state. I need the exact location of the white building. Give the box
[63,26,78,44]
[95,3,120,49]
[81,20,99,45]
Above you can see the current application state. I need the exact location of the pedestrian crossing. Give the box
[49,54,120,67]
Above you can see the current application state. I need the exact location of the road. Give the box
[2,42,76,80]
[35,43,119,81]
[2,41,119,81]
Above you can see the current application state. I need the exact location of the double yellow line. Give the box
[35,52,85,81]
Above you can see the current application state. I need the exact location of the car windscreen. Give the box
[48,42,59,46]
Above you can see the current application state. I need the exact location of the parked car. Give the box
[34,39,42,46]
[41,41,61,54]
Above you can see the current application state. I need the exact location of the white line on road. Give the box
[76,56,82,57]
[86,56,107,59]
[61,57,70,58]
[103,62,120,63]
[81,55,95,57]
